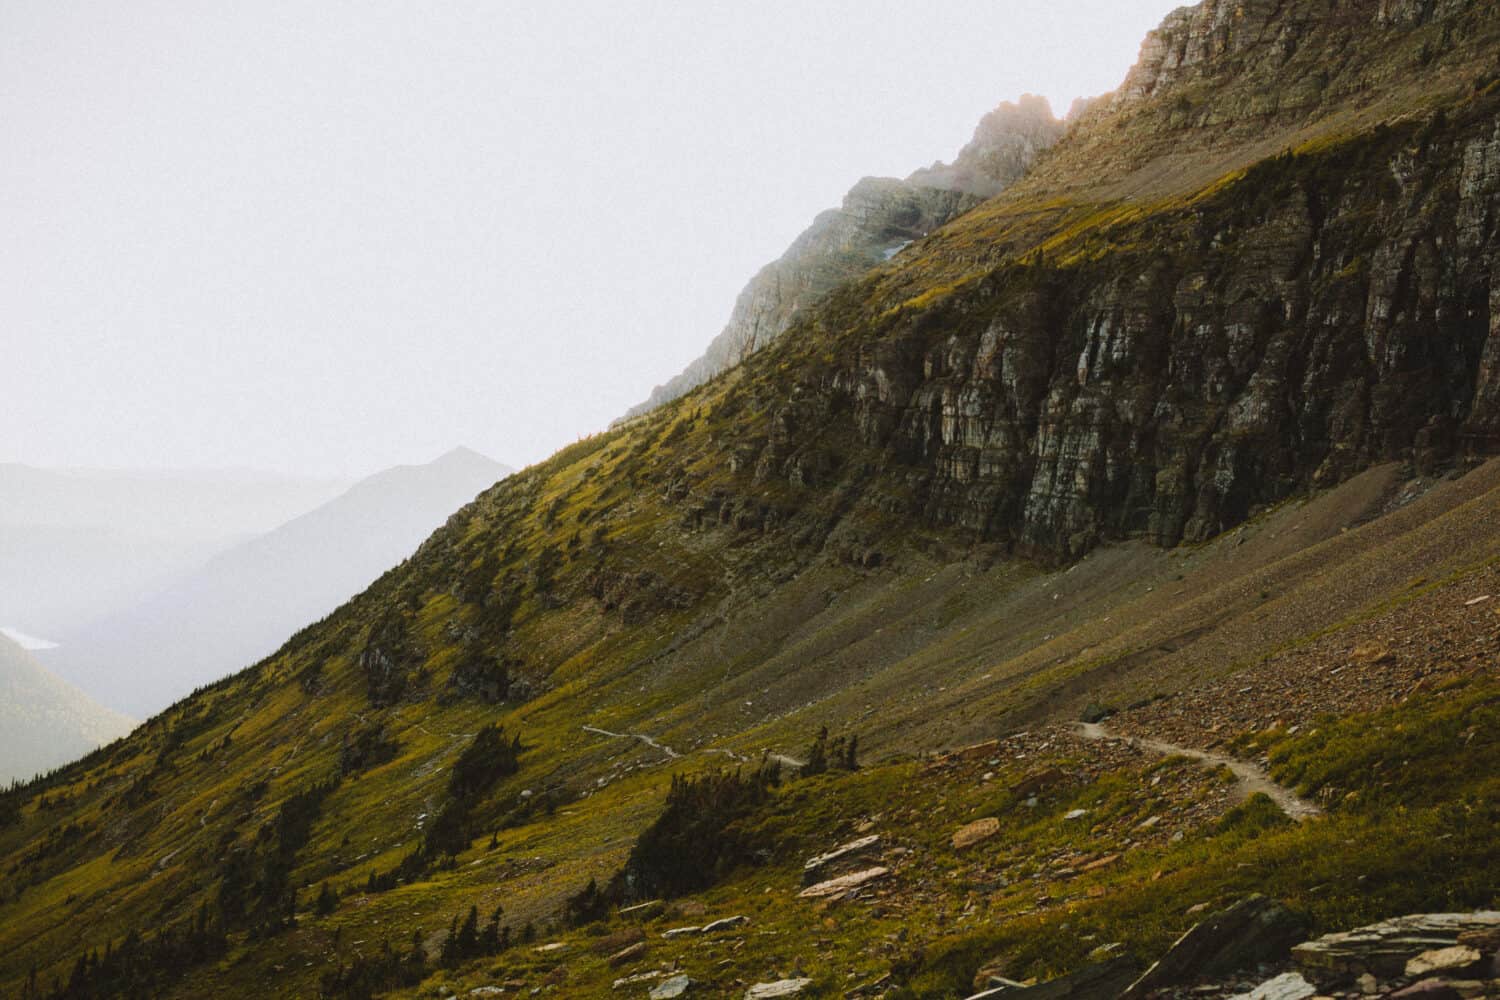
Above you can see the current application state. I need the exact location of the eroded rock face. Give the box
[1118,0,1474,108]
[793,107,1500,558]
[1292,912,1500,985]
[623,99,1065,420]
[910,94,1066,198]
[1121,895,1309,997]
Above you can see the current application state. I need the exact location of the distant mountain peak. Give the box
[431,445,502,470]
[0,632,134,783]
[619,94,1065,422]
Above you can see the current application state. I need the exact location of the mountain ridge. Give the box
[1,2,1497,997]
[48,448,512,716]
[0,633,134,785]
[621,95,1066,421]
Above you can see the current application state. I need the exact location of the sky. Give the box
[1,1,1181,478]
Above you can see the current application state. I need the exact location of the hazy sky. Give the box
[3,1,1180,478]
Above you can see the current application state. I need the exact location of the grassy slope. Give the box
[3,7,1500,998]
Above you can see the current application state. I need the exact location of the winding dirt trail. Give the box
[581,725,681,759]
[581,725,805,771]
[1074,722,1321,821]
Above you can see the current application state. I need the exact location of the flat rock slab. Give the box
[745,979,813,998]
[966,958,1138,999]
[1406,945,1482,977]
[1122,895,1308,997]
[1015,956,1140,1000]
[1293,912,1500,984]
[952,817,1001,850]
[798,866,890,899]
[612,970,663,990]
[650,975,695,999]
[702,915,750,933]
[1389,980,1467,999]
[607,940,646,966]
[1228,971,1317,1000]
[661,925,702,939]
[802,834,881,884]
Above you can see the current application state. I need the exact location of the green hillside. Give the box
[3,2,1499,997]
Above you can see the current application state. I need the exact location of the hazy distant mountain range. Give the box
[0,463,352,637]
[0,631,134,785]
[44,447,511,717]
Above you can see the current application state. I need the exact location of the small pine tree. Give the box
[456,905,479,958]
[315,881,338,916]
[440,914,459,967]
[802,726,829,777]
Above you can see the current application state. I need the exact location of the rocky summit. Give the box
[621,96,1066,422]
[2,2,1499,998]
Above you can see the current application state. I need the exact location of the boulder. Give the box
[612,970,663,990]
[1405,946,1482,978]
[661,926,701,939]
[619,899,664,920]
[702,915,750,933]
[1293,913,1500,985]
[798,866,889,899]
[1456,927,1500,953]
[650,975,695,999]
[1015,957,1140,999]
[1389,980,1464,1000]
[952,818,1001,850]
[1009,768,1065,799]
[1227,971,1317,1000]
[744,979,813,998]
[607,940,646,966]
[1121,896,1308,997]
[802,835,880,885]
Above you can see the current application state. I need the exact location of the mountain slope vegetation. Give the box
[0,633,135,785]
[48,447,511,717]
[2,2,1498,997]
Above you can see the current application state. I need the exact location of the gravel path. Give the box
[581,725,681,759]
[1075,722,1321,821]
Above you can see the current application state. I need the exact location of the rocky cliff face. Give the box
[622,97,1065,420]
[831,116,1500,557]
[711,0,1500,560]
[4,5,1500,997]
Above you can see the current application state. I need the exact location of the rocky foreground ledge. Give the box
[962,899,1500,1000]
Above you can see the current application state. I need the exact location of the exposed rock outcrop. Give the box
[1292,912,1500,985]
[1121,895,1309,997]
[622,98,1064,420]
[790,90,1500,558]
